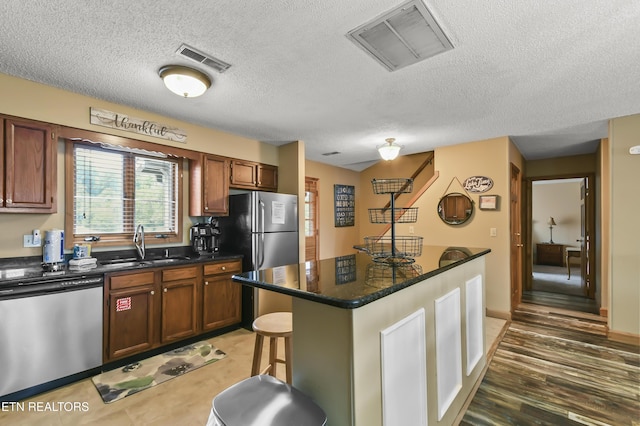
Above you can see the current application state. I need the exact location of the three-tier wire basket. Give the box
[364,178,423,265]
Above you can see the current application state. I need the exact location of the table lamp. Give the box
[547,217,556,243]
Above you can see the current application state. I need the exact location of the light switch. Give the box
[490,228,497,237]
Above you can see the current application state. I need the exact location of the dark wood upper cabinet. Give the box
[190,153,230,216]
[230,159,277,192]
[1,117,57,213]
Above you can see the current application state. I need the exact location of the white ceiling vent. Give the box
[347,0,453,72]
[176,44,231,73]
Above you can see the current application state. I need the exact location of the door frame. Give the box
[523,173,596,299]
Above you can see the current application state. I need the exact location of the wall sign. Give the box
[463,176,493,193]
[90,107,187,143]
[334,184,355,227]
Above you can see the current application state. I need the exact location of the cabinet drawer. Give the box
[162,266,198,282]
[203,260,242,276]
[109,271,156,290]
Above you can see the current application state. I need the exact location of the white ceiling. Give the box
[1,1,638,171]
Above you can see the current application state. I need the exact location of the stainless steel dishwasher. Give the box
[0,274,103,399]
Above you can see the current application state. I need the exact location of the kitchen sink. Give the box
[99,256,191,268]
[145,257,190,264]
[99,260,145,268]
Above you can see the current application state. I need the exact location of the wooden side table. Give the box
[536,243,564,266]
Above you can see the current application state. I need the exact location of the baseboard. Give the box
[608,329,640,346]
[599,307,608,317]
[486,308,511,321]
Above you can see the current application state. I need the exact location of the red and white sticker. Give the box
[116,297,132,312]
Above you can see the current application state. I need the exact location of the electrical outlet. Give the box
[490,228,497,237]
[409,226,415,234]
[24,235,41,247]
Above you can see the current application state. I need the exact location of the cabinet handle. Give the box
[221,266,226,271]
[205,281,209,286]
[150,290,155,295]
[164,288,167,293]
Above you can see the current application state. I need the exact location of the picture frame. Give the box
[479,195,499,210]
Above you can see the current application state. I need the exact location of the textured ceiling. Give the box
[1,1,638,171]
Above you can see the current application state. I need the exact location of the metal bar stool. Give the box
[251,312,293,384]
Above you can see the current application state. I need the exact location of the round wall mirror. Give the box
[437,192,474,225]
[439,247,473,267]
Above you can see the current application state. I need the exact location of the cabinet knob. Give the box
[6,199,11,204]
[150,290,155,295]
[221,266,226,271]
[205,281,209,286]
[164,288,167,293]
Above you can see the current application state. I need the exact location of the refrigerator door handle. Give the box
[258,199,265,268]
[259,232,265,268]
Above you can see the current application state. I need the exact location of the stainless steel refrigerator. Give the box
[217,191,298,328]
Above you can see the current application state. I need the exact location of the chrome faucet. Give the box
[134,224,145,260]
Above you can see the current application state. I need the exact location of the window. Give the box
[67,141,182,247]
[305,177,319,261]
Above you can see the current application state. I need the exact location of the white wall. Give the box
[532,180,581,247]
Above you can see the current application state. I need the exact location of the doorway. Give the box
[523,175,598,314]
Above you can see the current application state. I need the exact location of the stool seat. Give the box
[253,312,293,336]
[251,312,293,384]
[207,375,327,426]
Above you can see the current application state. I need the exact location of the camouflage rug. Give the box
[92,340,226,403]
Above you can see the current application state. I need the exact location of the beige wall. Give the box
[608,114,640,336]
[532,180,581,247]
[304,160,360,259]
[0,73,279,259]
[359,137,517,314]
[526,153,597,177]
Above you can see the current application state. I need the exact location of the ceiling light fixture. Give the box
[378,138,402,160]
[159,65,211,98]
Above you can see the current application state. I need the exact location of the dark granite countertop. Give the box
[0,249,242,288]
[232,245,490,309]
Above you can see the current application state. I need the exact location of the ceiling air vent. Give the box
[176,44,231,73]
[347,0,453,72]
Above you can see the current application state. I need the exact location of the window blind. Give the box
[73,144,178,236]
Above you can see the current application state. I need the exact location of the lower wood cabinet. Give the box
[104,259,242,362]
[106,270,156,361]
[161,266,199,343]
[202,260,242,331]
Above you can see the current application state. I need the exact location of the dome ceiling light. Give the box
[159,65,211,98]
[378,138,402,161]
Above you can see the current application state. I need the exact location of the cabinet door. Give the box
[190,154,229,216]
[1,118,56,212]
[202,273,242,331]
[203,155,229,215]
[257,164,278,191]
[162,279,198,342]
[107,285,156,360]
[230,159,257,189]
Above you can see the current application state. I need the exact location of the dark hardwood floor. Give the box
[461,304,640,425]
[523,264,599,314]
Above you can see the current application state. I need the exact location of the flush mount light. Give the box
[159,65,211,98]
[378,138,402,160]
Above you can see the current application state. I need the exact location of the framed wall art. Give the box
[479,195,499,210]
[334,184,355,227]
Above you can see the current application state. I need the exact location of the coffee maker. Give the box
[190,219,220,256]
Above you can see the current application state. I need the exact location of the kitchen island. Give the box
[233,245,490,426]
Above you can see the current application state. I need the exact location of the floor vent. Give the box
[346,0,453,72]
[176,44,231,73]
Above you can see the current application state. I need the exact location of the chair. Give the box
[251,312,293,384]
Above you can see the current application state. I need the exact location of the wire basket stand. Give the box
[365,178,423,265]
